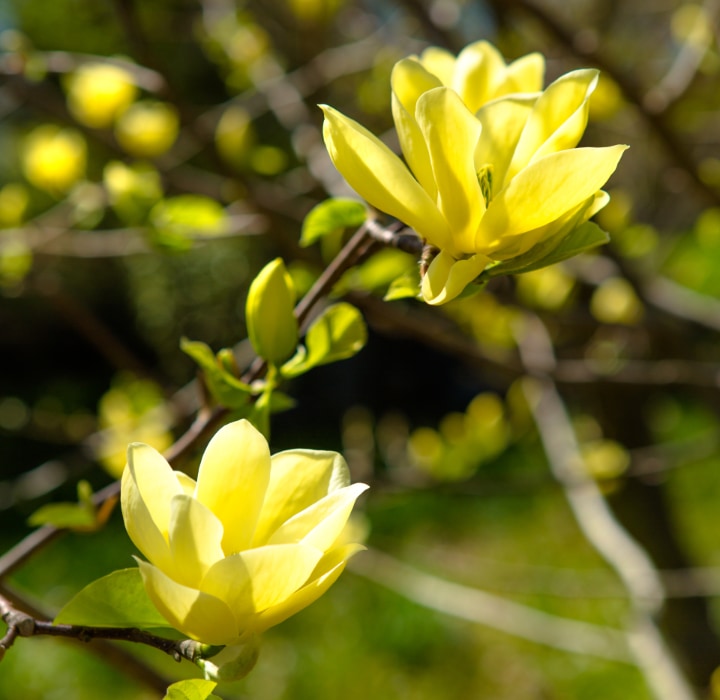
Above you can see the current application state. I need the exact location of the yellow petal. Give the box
[421,249,490,305]
[509,69,599,178]
[452,41,505,112]
[201,544,323,621]
[252,449,351,546]
[268,483,369,549]
[475,94,537,193]
[121,444,181,569]
[504,53,545,94]
[250,543,365,634]
[167,494,225,588]
[418,47,456,85]
[321,105,451,248]
[479,145,627,244]
[175,471,197,496]
[415,88,484,254]
[194,419,271,554]
[391,58,442,198]
[137,558,238,645]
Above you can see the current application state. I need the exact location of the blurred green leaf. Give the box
[55,568,174,631]
[28,480,97,530]
[181,338,253,410]
[384,269,421,301]
[163,679,219,700]
[300,198,367,247]
[150,195,227,250]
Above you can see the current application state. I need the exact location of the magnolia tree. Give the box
[1,1,720,699]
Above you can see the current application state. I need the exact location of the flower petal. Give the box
[136,558,238,645]
[508,69,598,178]
[201,544,323,623]
[418,46,456,85]
[504,53,545,94]
[167,494,225,588]
[321,105,452,249]
[452,41,505,112]
[121,443,181,568]
[479,145,627,244]
[267,483,369,549]
[391,58,443,198]
[194,419,271,554]
[415,88,484,254]
[250,543,365,634]
[252,449,351,546]
[475,94,538,193]
[421,249,490,305]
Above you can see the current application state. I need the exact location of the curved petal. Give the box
[475,94,537,193]
[504,53,545,94]
[452,41,505,112]
[249,544,365,635]
[415,88,484,254]
[267,483,369,549]
[194,419,270,554]
[121,443,181,568]
[137,558,238,645]
[167,494,225,588]
[478,145,627,244]
[201,544,323,622]
[321,105,451,248]
[508,69,599,178]
[418,46,456,85]
[174,471,197,496]
[421,249,490,305]
[252,449,351,546]
[391,58,442,197]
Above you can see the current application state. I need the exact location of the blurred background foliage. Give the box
[2,0,720,698]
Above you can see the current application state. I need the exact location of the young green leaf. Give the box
[300,198,367,247]
[281,303,366,377]
[163,679,219,700]
[55,568,174,632]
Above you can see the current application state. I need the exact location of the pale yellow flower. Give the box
[121,419,368,645]
[322,58,626,304]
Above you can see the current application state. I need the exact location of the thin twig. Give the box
[516,314,697,700]
[350,548,632,663]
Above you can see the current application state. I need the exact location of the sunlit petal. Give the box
[201,544,323,620]
[250,544,365,635]
[137,558,238,645]
[509,69,599,177]
[479,145,627,244]
[167,494,225,588]
[252,449,351,546]
[504,53,545,94]
[416,88,484,254]
[452,41,505,112]
[321,105,452,248]
[268,483,369,549]
[194,419,270,554]
[421,249,491,305]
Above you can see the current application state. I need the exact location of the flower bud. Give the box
[246,258,298,365]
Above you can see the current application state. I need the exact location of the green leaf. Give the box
[486,222,610,278]
[163,679,218,700]
[181,338,253,410]
[281,303,366,378]
[300,198,367,247]
[55,568,173,631]
[27,480,96,530]
[27,502,96,529]
[384,269,421,301]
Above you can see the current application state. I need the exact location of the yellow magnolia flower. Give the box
[121,419,368,645]
[322,61,627,304]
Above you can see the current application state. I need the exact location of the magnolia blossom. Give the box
[321,48,626,304]
[121,419,368,645]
